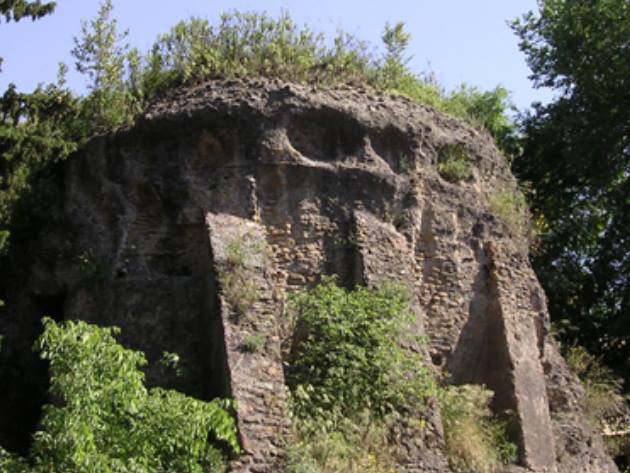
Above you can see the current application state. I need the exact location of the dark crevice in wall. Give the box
[0,290,66,455]
[286,109,364,163]
[201,231,231,401]
[323,219,362,291]
[446,260,522,461]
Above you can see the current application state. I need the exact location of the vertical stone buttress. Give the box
[353,210,452,473]
[485,241,556,471]
[205,213,291,472]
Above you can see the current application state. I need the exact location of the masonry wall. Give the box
[0,78,617,473]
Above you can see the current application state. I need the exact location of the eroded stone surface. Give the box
[0,78,617,472]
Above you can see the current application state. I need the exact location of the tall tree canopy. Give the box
[0,0,55,23]
[512,0,630,377]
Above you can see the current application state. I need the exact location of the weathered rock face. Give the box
[0,78,618,472]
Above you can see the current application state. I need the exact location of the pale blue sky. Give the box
[0,0,554,111]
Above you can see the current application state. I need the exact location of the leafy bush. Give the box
[285,277,438,472]
[0,318,239,473]
[437,143,472,183]
[288,277,436,425]
[132,12,516,154]
[440,384,517,473]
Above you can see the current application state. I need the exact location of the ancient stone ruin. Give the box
[0,79,618,472]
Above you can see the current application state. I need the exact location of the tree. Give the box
[0,0,55,23]
[380,22,412,88]
[71,0,135,129]
[511,0,630,378]
[0,83,80,255]
[0,0,59,309]
[0,318,239,472]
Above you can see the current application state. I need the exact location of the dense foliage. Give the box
[135,12,517,154]
[512,0,630,380]
[287,277,436,426]
[0,0,55,23]
[286,278,432,472]
[286,278,516,473]
[0,318,239,473]
[0,83,80,255]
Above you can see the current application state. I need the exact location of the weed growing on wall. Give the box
[437,143,472,183]
[565,345,627,427]
[241,333,266,353]
[439,384,517,473]
[489,187,529,237]
[218,231,264,316]
[285,411,399,473]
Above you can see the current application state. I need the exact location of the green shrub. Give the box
[288,277,436,425]
[141,11,372,95]
[440,384,517,473]
[241,333,266,353]
[285,277,438,472]
[437,143,472,183]
[444,85,519,158]
[0,318,239,473]
[219,271,259,315]
[565,346,627,428]
[132,12,516,155]
[489,188,528,237]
